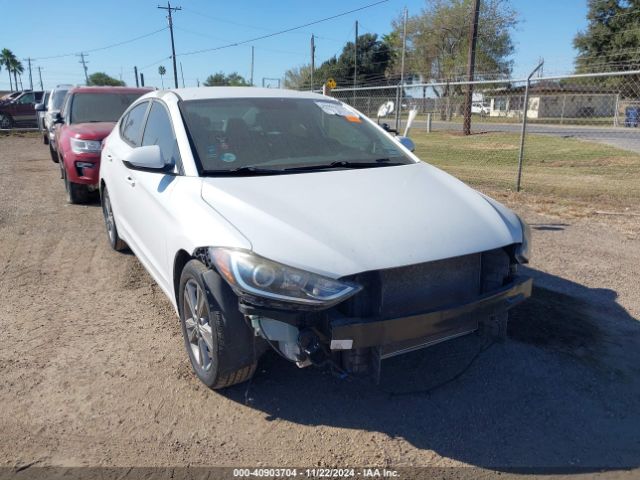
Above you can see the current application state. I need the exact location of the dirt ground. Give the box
[1,134,639,478]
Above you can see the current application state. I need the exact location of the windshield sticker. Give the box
[315,101,360,120]
[206,145,217,159]
[221,152,237,163]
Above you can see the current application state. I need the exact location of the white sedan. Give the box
[99,87,532,389]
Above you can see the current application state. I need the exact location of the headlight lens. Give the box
[209,248,362,307]
[515,215,531,264]
[70,137,101,154]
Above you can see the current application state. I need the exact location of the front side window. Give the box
[70,93,145,124]
[141,102,180,168]
[17,93,35,104]
[180,97,413,174]
[120,102,149,146]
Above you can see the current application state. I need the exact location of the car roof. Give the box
[153,86,332,102]
[68,86,154,95]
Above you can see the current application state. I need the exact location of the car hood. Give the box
[200,162,522,278]
[67,122,116,139]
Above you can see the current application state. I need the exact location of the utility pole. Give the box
[310,34,315,91]
[77,53,89,84]
[250,46,255,86]
[158,1,182,88]
[395,7,408,132]
[462,0,481,136]
[37,66,43,90]
[180,61,185,87]
[25,58,33,90]
[353,20,358,105]
[134,66,139,87]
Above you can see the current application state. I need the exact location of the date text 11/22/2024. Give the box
[232,468,400,478]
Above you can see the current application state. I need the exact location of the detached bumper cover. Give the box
[330,275,532,350]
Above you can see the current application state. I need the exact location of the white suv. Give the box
[100,87,531,389]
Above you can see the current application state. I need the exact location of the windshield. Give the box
[180,97,414,174]
[70,93,145,124]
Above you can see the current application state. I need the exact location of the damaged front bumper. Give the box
[329,275,532,359]
[242,274,532,369]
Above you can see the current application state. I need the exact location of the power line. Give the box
[178,0,389,57]
[33,27,168,61]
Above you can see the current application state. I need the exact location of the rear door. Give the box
[103,100,150,247]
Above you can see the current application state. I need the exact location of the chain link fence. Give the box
[329,71,640,209]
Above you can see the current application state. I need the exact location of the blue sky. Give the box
[0,0,588,90]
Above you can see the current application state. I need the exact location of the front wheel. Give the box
[49,143,58,163]
[179,259,257,389]
[63,168,89,204]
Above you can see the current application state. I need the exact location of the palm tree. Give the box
[9,57,23,91]
[158,65,166,88]
[1,49,15,91]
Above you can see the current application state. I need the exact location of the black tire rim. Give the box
[183,279,214,372]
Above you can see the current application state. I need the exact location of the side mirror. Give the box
[396,136,415,152]
[53,112,64,124]
[35,103,46,112]
[124,145,167,171]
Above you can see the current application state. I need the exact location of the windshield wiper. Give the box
[283,159,403,172]
[202,165,285,176]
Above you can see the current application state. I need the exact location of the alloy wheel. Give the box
[183,279,214,371]
[102,193,116,244]
[0,114,11,129]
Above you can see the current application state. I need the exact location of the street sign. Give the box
[326,78,337,89]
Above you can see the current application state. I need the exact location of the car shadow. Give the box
[222,268,640,472]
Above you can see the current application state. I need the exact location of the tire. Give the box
[49,143,58,163]
[63,167,89,204]
[0,113,13,129]
[178,259,257,389]
[101,186,128,252]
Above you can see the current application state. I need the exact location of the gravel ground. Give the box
[1,134,639,478]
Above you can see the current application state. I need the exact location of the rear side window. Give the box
[120,102,149,146]
[142,101,181,168]
[50,89,69,110]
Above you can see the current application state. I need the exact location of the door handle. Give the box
[125,175,136,187]
[105,153,113,162]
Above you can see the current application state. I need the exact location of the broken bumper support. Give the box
[330,275,532,353]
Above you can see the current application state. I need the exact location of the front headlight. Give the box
[209,248,362,308]
[70,137,101,154]
[515,215,531,264]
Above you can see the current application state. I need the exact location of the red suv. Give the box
[54,86,152,203]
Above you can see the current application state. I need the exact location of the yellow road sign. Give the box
[326,78,337,89]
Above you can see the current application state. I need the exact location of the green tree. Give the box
[574,0,640,94]
[0,49,14,91]
[9,57,23,91]
[284,33,395,90]
[203,72,250,86]
[87,72,125,86]
[158,65,166,88]
[391,0,517,82]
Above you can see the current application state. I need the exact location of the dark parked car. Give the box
[0,90,45,128]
